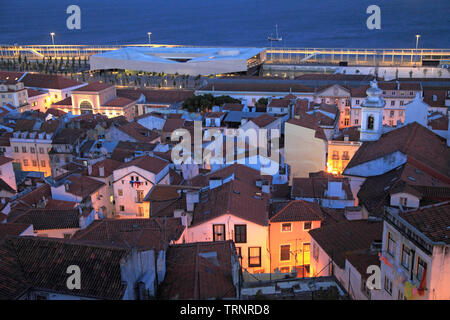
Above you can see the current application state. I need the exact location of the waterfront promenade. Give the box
[1,44,449,67]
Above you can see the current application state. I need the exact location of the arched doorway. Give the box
[79,100,93,114]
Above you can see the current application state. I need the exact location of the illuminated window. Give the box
[281,223,292,232]
[23,159,28,166]
[41,160,46,167]
[280,245,290,261]
[213,224,225,241]
[248,247,261,267]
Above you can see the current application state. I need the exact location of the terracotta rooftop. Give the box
[0,236,128,299]
[115,122,160,143]
[162,118,185,133]
[0,223,31,240]
[117,88,194,104]
[117,155,168,175]
[223,103,244,111]
[86,158,123,178]
[399,202,450,245]
[200,81,315,93]
[309,220,383,268]
[250,113,278,128]
[270,200,324,223]
[72,81,112,92]
[10,208,81,230]
[26,88,46,98]
[0,155,13,166]
[158,241,237,299]
[21,73,84,90]
[286,113,328,141]
[65,175,106,198]
[345,122,450,181]
[103,96,135,107]
[292,176,354,201]
[72,217,184,250]
[191,179,269,227]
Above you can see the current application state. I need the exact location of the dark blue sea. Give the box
[1,0,449,48]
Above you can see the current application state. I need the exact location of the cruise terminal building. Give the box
[89,46,266,76]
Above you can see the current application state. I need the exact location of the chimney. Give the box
[186,191,199,212]
[99,166,105,177]
[87,165,92,175]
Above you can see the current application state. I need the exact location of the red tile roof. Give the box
[345,123,450,181]
[0,237,128,299]
[86,158,122,178]
[11,208,80,230]
[104,96,135,107]
[52,96,72,106]
[292,176,354,201]
[223,103,244,111]
[117,155,168,175]
[72,217,184,250]
[399,202,450,244]
[26,88,46,98]
[286,113,328,141]
[115,122,160,143]
[250,113,278,128]
[72,81,112,92]
[309,220,383,268]
[117,88,194,104]
[0,223,31,240]
[270,200,323,223]
[162,118,185,133]
[65,175,105,198]
[191,179,269,227]
[158,241,238,299]
[0,155,13,166]
[22,73,84,90]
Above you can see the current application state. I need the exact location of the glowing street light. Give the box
[415,34,421,66]
[50,32,56,59]
[147,32,152,45]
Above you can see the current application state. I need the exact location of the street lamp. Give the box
[50,32,56,59]
[415,34,421,67]
[147,32,152,45]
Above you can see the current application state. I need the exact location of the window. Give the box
[391,101,395,106]
[248,247,261,267]
[213,224,225,241]
[355,99,360,105]
[22,146,27,153]
[280,245,291,261]
[137,207,144,217]
[41,160,46,167]
[342,151,349,160]
[367,115,375,130]
[30,147,35,153]
[354,119,359,125]
[387,232,396,256]
[32,160,37,167]
[384,276,393,295]
[416,257,427,281]
[23,159,28,166]
[119,205,125,211]
[399,111,403,117]
[303,242,311,254]
[118,189,123,196]
[397,197,408,207]
[401,245,411,270]
[304,221,312,230]
[281,223,292,232]
[234,225,247,243]
[14,146,19,153]
[39,147,44,154]
[390,111,395,118]
[344,118,350,126]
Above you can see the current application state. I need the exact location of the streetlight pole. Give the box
[50,32,56,59]
[415,34,420,67]
[147,32,152,45]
